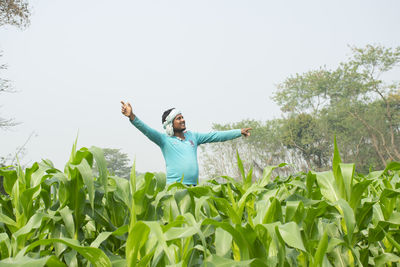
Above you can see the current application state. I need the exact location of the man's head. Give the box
[162,108,175,124]
[162,108,185,135]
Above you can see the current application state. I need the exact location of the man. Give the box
[121,101,252,185]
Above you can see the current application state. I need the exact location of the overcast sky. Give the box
[1,0,399,174]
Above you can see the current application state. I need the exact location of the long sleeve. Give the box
[194,129,242,145]
[130,117,165,147]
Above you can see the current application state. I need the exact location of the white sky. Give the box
[1,0,399,173]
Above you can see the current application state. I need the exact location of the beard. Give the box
[175,126,186,132]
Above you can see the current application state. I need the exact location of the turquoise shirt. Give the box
[131,117,242,185]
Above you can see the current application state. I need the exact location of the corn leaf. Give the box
[25,238,111,267]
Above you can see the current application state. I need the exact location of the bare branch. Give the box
[0,0,31,29]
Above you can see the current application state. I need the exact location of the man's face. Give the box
[173,114,186,132]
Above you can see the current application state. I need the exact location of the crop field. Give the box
[0,141,400,266]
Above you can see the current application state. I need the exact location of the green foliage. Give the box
[92,148,132,179]
[0,144,400,266]
[281,113,330,169]
[202,45,400,176]
[273,44,400,172]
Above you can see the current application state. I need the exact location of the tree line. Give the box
[201,45,400,178]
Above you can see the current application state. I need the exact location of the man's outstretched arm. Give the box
[120,100,164,147]
[195,128,252,145]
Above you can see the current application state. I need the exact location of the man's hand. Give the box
[241,128,252,137]
[121,101,135,121]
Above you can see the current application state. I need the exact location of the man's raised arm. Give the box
[120,100,164,147]
[121,101,135,121]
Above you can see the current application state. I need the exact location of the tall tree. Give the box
[273,45,400,171]
[201,45,400,177]
[280,113,330,170]
[93,148,132,179]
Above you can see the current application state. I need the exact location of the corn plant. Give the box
[0,140,399,266]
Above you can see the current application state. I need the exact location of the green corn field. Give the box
[0,139,400,266]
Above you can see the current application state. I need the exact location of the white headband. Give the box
[162,109,181,136]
